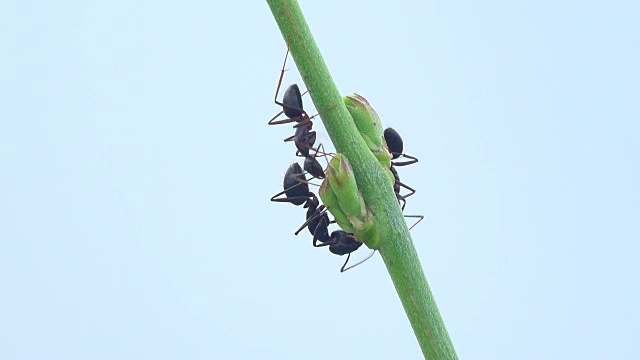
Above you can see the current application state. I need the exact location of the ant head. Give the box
[384,127,404,159]
[304,156,325,179]
[282,84,304,119]
[283,163,309,205]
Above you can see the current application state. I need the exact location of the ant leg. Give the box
[313,238,332,248]
[292,103,338,129]
[313,143,336,162]
[272,42,291,105]
[303,143,335,170]
[269,39,310,124]
[292,115,312,129]
[392,154,419,167]
[291,138,334,161]
[341,250,376,272]
[397,180,416,199]
[270,180,313,205]
[268,111,300,126]
[339,253,352,272]
[397,194,407,211]
[270,194,312,205]
[294,205,327,235]
[312,217,332,247]
[404,215,424,231]
[274,102,309,123]
[313,104,338,119]
[273,100,337,128]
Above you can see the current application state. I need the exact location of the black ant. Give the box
[312,216,374,272]
[385,128,423,229]
[383,127,419,209]
[268,46,339,180]
[270,163,372,272]
[300,199,420,271]
[268,43,312,128]
[269,84,321,157]
[272,162,420,271]
[267,46,316,147]
[270,163,317,206]
[297,195,375,272]
[269,161,333,217]
[275,118,327,179]
[384,127,419,167]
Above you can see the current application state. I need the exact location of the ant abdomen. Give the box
[384,127,404,159]
[281,84,304,119]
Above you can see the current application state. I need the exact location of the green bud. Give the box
[320,153,383,249]
[326,154,365,220]
[344,94,392,170]
[319,177,355,233]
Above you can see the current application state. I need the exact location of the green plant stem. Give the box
[266,1,458,358]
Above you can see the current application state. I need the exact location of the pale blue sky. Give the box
[1,1,638,359]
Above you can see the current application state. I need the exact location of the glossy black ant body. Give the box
[270,91,325,178]
[384,127,419,167]
[268,51,422,270]
[270,158,420,271]
[384,128,423,229]
[312,216,371,272]
[270,162,372,272]
[303,201,374,272]
[269,83,314,129]
[268,47,330,179]
[382,127,419,209]
[300,194,329,237]
[270,163,316,206]
[293,193,377,272]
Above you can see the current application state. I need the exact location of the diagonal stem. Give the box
[266,1,458,358]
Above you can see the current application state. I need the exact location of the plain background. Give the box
[1,1,638,359]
